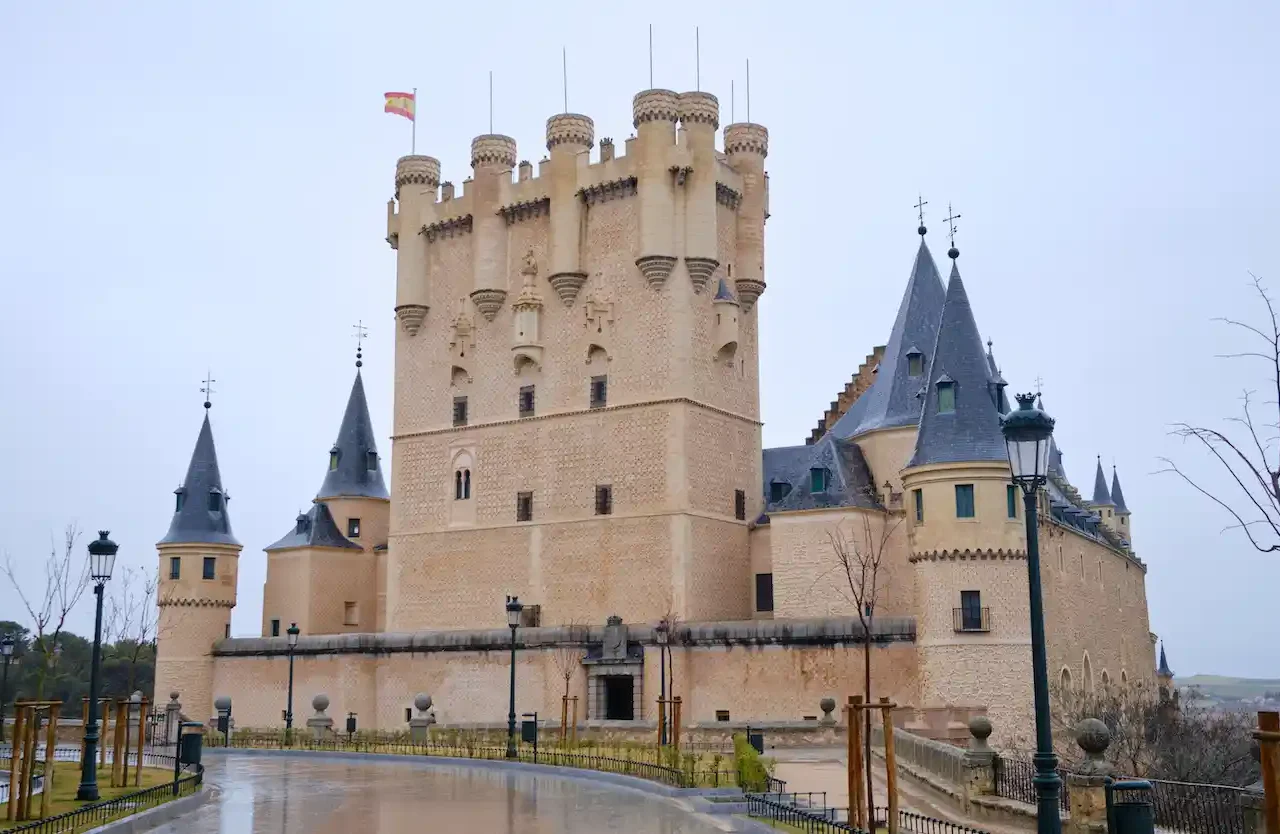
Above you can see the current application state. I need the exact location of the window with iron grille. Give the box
[202,556,216,580]
[755,573,774,612]
[169,557,181,580]
[595,484,613,515]
[590,376,607,408]
[453,396,468,427]
[954,590,989,632]
[734,489,746,520]
[519,385,535,417]
[517,491,533,522]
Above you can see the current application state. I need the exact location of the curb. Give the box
[82,784,214,834]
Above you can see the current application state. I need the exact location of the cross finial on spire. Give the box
[1034,375,1044,396]
[943,202,961,259]
[352,320,368,369]
[201,370,216,410]
[915,194,928,236]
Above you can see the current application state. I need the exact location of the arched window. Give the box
[463,469,471,499]
[1083,653,1094,693]
[1101,670,1111,690]
[1060,667,1073,694]
[455,470,464,500]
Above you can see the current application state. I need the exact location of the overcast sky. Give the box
[1,1,1276,678]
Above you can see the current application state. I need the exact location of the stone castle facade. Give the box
[153,87,1154,743]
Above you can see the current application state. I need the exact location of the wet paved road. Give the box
[149,753,737,833]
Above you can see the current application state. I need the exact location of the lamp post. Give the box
[505,596,523,758]
[655,618,669,745]
[1001,393,1060,834]
[0,633,13,744]
[77,530,118,802]
[285,623,299,744]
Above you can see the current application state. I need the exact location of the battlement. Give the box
[470,134,517,169]
[632,88,680,126]
[546,113,595,151]
[724,123,769,158]
[677,91,719,129]
[395,155,441,198]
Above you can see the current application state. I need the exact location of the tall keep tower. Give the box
[383,90,769,629]
[154,404,241,721]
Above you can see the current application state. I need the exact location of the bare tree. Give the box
[828,510,902,830]
[549,621,583,740]
[104,566,159,695]
[1160,275,1280,552]
[2,524,89,698]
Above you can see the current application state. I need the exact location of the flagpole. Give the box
[411,87,417,154]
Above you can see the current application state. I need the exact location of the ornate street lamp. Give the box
[1,633,14,744]
[285,623,300,744]
[505,596,523,758]
[1001,393,1060,834]
[77,530,118,801]
[655,618,669,745]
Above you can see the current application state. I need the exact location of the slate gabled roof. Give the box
[265,502,360,552]
[159,412,240,546]
[1091,458,1114,506]
[1111,467,1129,513]
[762,436,882,512]
[828,238,946,440]
[316,371,389,501]
[907,261,1007,468]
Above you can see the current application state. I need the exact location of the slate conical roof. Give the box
[1157,643,1174,678]
[1111,467,1129,513]
[159,411,240,546]
[265,502,360,552]
[829,238,947,439]
[907,261,1007,468]
[317,370,389,501]
[986,341,1011,414]
[713,277,737,302]
[1091,458,1114,506]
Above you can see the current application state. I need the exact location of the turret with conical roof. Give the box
[154,401,243,723]
[1088,457,1120,533]
[316,369,388,501]
[1111,466,1133,544]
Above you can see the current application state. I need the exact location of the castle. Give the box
[153,87,1154,742]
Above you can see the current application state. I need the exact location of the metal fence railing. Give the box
[993,755,1071,813]
[5,765,203,834]
[1144,778,1250,834]
[744,794,994,834]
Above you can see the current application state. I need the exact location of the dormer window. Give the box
[810,467,829,493]
[295,514,310,535]
[366,450,378,471]
[174,489,185,513]
[937,377,956,413]
[329,446,340,471]
[906,349,924,377]
[208,487,222,512]
[770,481,792,503]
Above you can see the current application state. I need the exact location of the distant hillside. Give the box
[1177,675,1280,701]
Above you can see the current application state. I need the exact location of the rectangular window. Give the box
[957,590,986,631]
[208,491,221,512]
[938,382,956,413]
[908,353,923,377]
[913,489,924,523]
[810,467,828,493]
[347,518,361,538]
[271,619,280,637]
[202,556,216,580]
[590,376,608,409]
[225,623,230,638]
[175,491,185,512]
[366,450,378,471]
[169,556,181,580]
[343,602,358,626]
[955,484,975,518]
[734,489,746,520]
[517,491,533,522]
[453,396,468,427]
[1007,485,1018,519]
[519,385,535,417]
[755,573,774,612]
[769,481,791,503]
[595,484,613,515]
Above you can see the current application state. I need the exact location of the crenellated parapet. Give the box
[723,123,769,158]
[546,113,594,151]
[677,91,720,130]
[394,154,442,198]
[632,89,680,126]
[470,134,518,170]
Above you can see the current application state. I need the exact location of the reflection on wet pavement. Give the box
[147,754,735,833]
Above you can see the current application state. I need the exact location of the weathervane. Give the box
[353,320,368,368]
[943,202,961,259]
[201,370,216,410]
[915,194,928,236]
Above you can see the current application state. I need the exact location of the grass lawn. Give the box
[0,763,174,831]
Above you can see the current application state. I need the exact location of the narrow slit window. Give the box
[271,619,280,637]
[913,489,924,523]
[590,376,608,409]
[734,489,746,520]
[517,491,533,522]
[519,385,535,418]
[1007,485,1019,519]
[595,484,613,515]
[453,396,468,427]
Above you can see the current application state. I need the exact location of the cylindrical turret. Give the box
[679,92,720,294]
[545,113,594,305]
[469,134,517,321]
[632,89,680,288]
[712,278,739,358]
[393,155,441,336]
[724,123,768,310]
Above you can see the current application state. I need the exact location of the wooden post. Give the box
[569,696,578,744]
[848,695,865,829]
[560,695,568,744]
[881,697,899,834]
[135,697,147,786]
[98,700,107,768]
[40,705,59,819]
[6,705,25,821]
[19,707,36,821]
[111,701,125,788]
[673,696,682,754]
[657,697,666,750]
[1259,711,1279,834]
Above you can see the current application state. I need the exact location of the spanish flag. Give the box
[384,91,415,121]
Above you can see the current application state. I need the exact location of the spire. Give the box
[1157,643,1174,678]
[986,339,1010,414]
[1091,457,1114,505]
[1111,466,1129,513]
[316,369,389,501]
[829,237,947,438]
[713,276,737,302]
[265,502,361,552]
[907,260,1007,468]
[159,412,240,546]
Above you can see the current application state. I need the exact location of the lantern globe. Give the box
[1001,394,1056,491]
[87,530,119,582]
[505,596,523,628]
